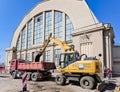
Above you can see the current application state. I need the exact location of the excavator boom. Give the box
[49,37,74,52]
[35,33,74,62]
[35,33,52,62]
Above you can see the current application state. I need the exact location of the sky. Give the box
[0,0,120,63]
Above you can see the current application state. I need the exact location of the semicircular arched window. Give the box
[16,10,74,51]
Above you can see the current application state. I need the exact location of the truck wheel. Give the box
[31,73,39,82]
[80,76,95,89]
[12,72,17,79]
[55,75,66,85]
[26,72,31,81]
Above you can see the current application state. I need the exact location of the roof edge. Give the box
[10,0,50,48]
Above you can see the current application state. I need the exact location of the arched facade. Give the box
[6,0,114,74]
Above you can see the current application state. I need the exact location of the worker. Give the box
[70,53,74,61]
[105,68,111,80]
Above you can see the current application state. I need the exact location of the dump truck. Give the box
[35,33,102,89]
[9,59,56,81]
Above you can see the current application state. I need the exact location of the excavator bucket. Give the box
[35,53,43,62]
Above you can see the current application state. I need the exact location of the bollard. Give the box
[22,71,27,92]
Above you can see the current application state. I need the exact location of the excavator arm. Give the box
[49,36,74,52]
[35,33,52,62]
[35,33,74,62]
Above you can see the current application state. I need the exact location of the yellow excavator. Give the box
[35,33,102,89]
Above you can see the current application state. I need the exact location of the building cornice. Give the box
[72,23,114,37]
[6,47,16,52]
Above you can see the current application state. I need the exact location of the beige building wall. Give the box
[72,23,114,73]
[6,0,115,74]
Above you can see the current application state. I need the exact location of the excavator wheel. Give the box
[80,76,95,89]
[55,74,66,85]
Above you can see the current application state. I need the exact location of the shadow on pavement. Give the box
[0,75,10,78]
[97,80,117,92]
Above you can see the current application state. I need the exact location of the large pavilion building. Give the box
[6,0,120,74]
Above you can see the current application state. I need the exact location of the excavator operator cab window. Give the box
[75,52,80,61]
[59,54,66,68]
[60,54,64,62]
[59,53,78,68]
[60,53,72,68]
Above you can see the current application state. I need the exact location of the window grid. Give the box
[16,54,20,59]
[26,53,30,61]
[21,27,26,50]
[54,11,62,39]
[54,49,61,66]
[45,50,50,62]
[34,14,43,45]
[17,36,21,51]
[18,11,74,52]
[65,15,74,41]
[27,20,32,48]
[21,54,24,60]
[45,11,52,39]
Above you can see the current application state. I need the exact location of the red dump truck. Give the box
[9,59,56,81]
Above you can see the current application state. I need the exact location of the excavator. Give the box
[35,33,102,89]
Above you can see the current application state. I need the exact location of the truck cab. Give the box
[9,59,17,74]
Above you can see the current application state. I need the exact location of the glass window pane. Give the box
[21,54,24,60]
[45,50,50,62]
[27,20,32,48]
[54,49,61,66]
[21,27,26,50]
[45,11,52,39]
[54,11,62,40]
[16,36,21,50]
[65,15,74,41]
[34,13,43,45]
[26,53,30,61]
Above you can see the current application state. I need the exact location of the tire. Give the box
[31,73,39,82]
[80,76,95,89]
[26,72,31,81]
[12,72,17,79]
[55,75,66,85]
[97,81,106,92]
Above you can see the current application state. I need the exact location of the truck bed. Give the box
[18,61,56,70]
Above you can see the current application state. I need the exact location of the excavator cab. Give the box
[59,52,80,68]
